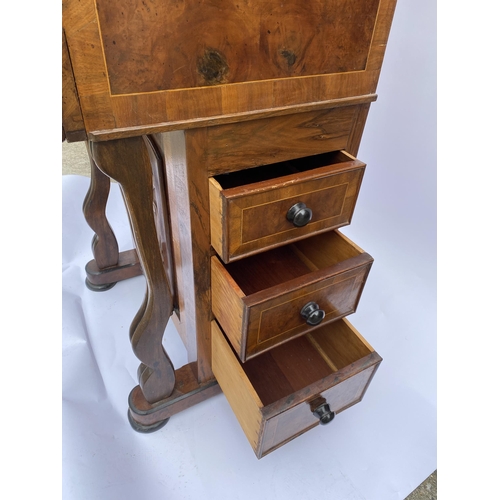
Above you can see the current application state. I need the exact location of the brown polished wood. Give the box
[128,363,221,429]
[62,29,86,142]
[63,0,398,455]
[212,319,382,458]
[346,103,372,157]
[84,249,142,289]
[62,0,397,140]
[91,95,376,142]
[82,145,143,291]
[82,149,118,270]
[157,130,215,384]
[211,230,373,361]
[195,105,367,176]
[98,0,380,93]
[209,151,365,262]
[90,136,177,404]
[146,136,179,312]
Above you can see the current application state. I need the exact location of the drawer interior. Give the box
[229,319,372,406]
[213,150,355,190]
[222,230,362,295]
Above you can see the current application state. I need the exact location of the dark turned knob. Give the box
[286,202,313,227]
[312,401,336,425]
[300,301,325,326]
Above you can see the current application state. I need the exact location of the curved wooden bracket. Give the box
[82,144,143,290]
[90,136,176,403]
[83,147,119,269]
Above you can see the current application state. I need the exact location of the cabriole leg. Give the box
[83,142,142,291]
[90,137,176,414]
[89,136,220,432]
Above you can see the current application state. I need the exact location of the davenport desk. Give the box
[63,0,397,458]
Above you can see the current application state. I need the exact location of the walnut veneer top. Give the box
[62,0,397,141]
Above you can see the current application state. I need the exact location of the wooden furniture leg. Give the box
[90,136,220,432]
[83,142,142,291]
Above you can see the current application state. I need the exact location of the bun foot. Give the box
[127,409,170,433]
[84,250,143,292]
[85,277,117,292]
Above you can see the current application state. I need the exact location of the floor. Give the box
[406,472,437,500]
[62,140,437,499]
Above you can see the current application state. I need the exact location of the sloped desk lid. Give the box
[63,0,397,141]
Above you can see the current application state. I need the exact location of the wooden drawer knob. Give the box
[300,301,325,326]
[286,202,313,227]
[312,400,336,425]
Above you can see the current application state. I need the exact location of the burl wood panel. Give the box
[209,151,365,262]
[211,230,373,361]
[96,0,380,94]
[212,319,382,458]
[63,0,397,139]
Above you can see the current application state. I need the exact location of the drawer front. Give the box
[259,365,378,457]
[211,319,382,459]
[244,263,371,359]
[210,152,365,263]
[211,230,373,362]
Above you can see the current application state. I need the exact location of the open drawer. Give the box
[209,150,365,263]
[212,318,382,459]
[211,229,373,362]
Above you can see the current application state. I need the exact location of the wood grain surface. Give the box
[90,136,176,403]
[212,321,264,451]
[158,130,216,383]
[212,318,381,458]
[210,151,366,262]
[196,106,363,175]
[62,0,398,139]
[211,230,373,361]
[62,30,86,142]
[96,0,380,93]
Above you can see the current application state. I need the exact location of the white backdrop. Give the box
[62,1,436,498]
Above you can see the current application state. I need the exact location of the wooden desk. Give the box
[63,0,397,458]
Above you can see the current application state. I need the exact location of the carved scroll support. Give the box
[87,136,220,431]
[90,136,176,408]
[83,143,142,291]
